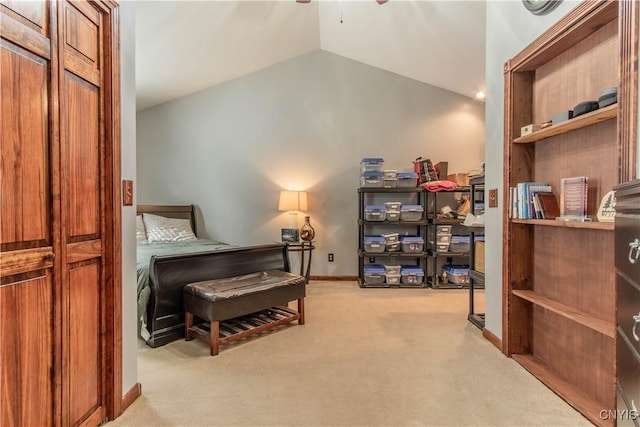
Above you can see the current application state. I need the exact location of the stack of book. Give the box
[509,182,560,220]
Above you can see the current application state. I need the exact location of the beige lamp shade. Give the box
[278,190,308,212]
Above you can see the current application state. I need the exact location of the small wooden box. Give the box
[447,173,469,186]
[520,124,541,136]
[474,241,485,273]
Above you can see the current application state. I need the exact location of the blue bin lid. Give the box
[361,170,383,178]
[361,158,384,165]
[400,266,424,274]
[397,172,418,179]
[365,205,386,211]
[475,236,485,242]
[450,235,470,242]
[442,265,469,273]
[400,236,424,243]
[364,235,386,243]
[400,205,423,211]
[364,264,385,273]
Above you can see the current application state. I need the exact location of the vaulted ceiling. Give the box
[135,1,486,111]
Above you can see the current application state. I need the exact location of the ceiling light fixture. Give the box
[475,90,486,100]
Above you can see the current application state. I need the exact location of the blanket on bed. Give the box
[136,239,232,338]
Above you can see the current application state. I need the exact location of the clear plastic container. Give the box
[397,172,418,187]
[383,170,398,179]
[384,201,402,211]
[383,178,398,188]
[385,273,401,285]
[434,233,452,243]
[386,242,400,252]
[384,264,401,275]
[360,158,384,173]
[400,236,424,252]
[400,266,424,284]
[437,225,453,234]
[442,264,469,284]
[400,205,423,221]
[360,171,383,188]
[382,232,399,244]
[364,205,387,221]
[364,236,386,253]
[386,211,400,221]
[449,235,470,252]
[364,264,386,284]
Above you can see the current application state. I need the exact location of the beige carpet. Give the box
[107,281,591,427]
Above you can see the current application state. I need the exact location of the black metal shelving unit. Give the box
[425,187,471,289]
[357,187,427,288]
[468,176,485,329]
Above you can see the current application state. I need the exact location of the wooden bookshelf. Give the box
[502,2,637,425]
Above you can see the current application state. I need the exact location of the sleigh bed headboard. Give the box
[137,204,197,236]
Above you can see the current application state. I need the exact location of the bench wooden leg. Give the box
[298,298,305,325]
[210,321,220,356]
[185,312,194,341]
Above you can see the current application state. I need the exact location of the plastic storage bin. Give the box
[437,225,453,234]
[382,232,399,244]
[386,211,400,221]
[383,170,398,179]
[400,266,424,284]
[383,178,398,188]
[400,205,423,221]
[386,242,400,252]
[436,243,450,252]
[364,236,386,253]
[360,158,384,173]
[434,233,452,243]
[364,205,387,221]
[449,235,470,252]
[397,172,418,187]
[364,264,386,285]
[400,236,424,252]
[384,265,401,275]
[360,171,383,188]
[386,273,401,285]
[384,202,402,211]
[442,265,470,284]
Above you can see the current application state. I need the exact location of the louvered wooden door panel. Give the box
[1,0,120,425]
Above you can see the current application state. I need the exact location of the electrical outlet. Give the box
[328,253,334,262]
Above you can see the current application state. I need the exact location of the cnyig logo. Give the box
[599,409,640,420]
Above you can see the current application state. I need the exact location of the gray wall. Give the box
[137,50,485,277]
[120,1,138,396]
[483,0,583,338]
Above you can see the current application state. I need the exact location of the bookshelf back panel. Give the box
[532,19,618,125]
[532,308,615,408]
[533,120,618,216]
[532,226,614,323]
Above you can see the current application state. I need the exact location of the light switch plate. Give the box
[123,180,133,206]
[488,189,498,208]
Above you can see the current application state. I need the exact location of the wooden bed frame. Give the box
[136,205,294,348]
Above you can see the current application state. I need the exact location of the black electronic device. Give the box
[598,87,617,108]
[572,101,599,117]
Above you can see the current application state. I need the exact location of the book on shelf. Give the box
[536,192,560,219]
[511,182,551,219]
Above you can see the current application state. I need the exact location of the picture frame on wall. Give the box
[281,228,299,243]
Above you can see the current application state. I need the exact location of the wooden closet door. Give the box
[1,0,120,425]
[59,1,107,424]
[1,2,57,425]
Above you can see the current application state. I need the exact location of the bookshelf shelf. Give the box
[511,354,612,427]
[512,289,615,338]
[511,219,614,230]
[513,104,617,144]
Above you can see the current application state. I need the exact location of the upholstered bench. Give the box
[183,269,306,355]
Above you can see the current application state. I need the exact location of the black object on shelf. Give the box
[468,176,485,329]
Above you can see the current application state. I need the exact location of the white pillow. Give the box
[142,213,197,242]
[136,215,147,243]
